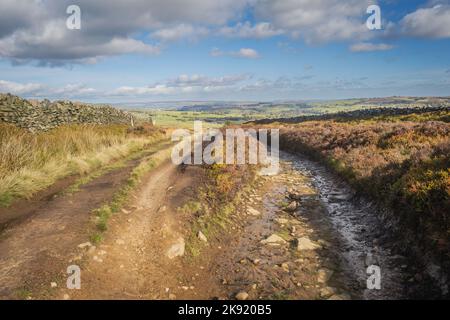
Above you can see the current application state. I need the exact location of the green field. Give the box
[128,97,450,128]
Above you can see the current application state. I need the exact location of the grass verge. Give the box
[0,123,165,207]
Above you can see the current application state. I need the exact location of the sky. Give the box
[0,0,450,103]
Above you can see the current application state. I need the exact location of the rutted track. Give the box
[281,151,444,299]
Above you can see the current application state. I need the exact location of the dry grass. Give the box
[0,123,166,206]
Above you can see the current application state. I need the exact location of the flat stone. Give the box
[296,237,322,251]
[317,268,334,284]
[198,231,208,242]
[275,218,289,225]
[77,242,92,249]
[328,293,351,300]
[247,207,261,216]
[281,263,290,272]
[261,234,287,245]
[235,291,249,300]
[320,287,337,298]
[167,237,185,259]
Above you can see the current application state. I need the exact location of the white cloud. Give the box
[254,0,374,43]
[210,48,260,59]
[111,74,252,96]
[350,42,394,52]
[234,48,260,59]
[219,22,284,38]
[50,84,97,97]
[1,0,449,66]
[0,80,100,98]
[0,0,248,64]
[400,4,450,38]
[0,80,44,95]
[151,24,209,42]
[113,85,175,96]
[0,19,160,65]
[210,48,224,57]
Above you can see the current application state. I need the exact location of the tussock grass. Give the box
[0,123,165,206]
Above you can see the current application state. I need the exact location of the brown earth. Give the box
[0,148,353,300]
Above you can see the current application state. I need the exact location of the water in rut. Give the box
[279,151,443,299]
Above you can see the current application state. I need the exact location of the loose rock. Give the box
[235,291,249,300]
[284,201,298,212]
[296,237,322,251]
[167,237,185,259]
[261,234,287,245]
[198,231,208,243]
[328,293,351,300]
[77,242,92,249]
[247,207,261,216]
[317,268,334,284]
[288,192,302,201]
[320,287,337,298]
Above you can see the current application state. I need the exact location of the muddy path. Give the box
[204,152,445,300]
[59,155,357,300]
[55,157,353,300]
[282,152,446,299]
[0,143,172,299]
[63,161,207,299]
[1,144,444,300]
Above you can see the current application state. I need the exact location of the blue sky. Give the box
[0,0,449,102]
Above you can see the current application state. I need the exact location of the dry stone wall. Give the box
[0,93,135,131]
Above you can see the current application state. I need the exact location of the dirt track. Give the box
[0,146,169,299]
[1,146,435,300]
[56,158,355,300]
